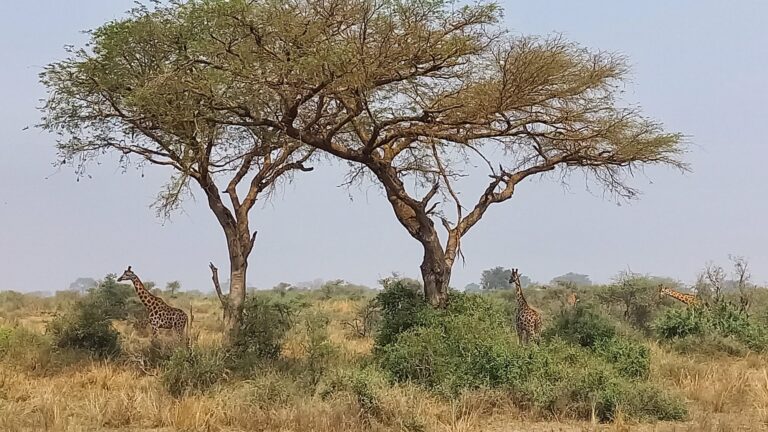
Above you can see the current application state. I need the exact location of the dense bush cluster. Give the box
[45,276,128,358]
[374,283,683,421]
[232,295,297,360]
[655,301,768,354]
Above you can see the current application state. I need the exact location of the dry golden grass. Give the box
[2,296,768,431]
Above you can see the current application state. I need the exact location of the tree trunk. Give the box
[420,237,451,308]
[224,256,247,337]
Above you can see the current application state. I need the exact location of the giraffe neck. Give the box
[516,284,529,308]
[129,276,159,308]
[665,289,694,304]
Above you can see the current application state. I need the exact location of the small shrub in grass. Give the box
[669,334,749,357]
[0,325,54,371]
[233,295,295,360]
[342,298,380,338]
[618,382,688,421]
[46,306,120,358]
[161,347,230,397]
[321,367,387,419]
[299,311,338,388]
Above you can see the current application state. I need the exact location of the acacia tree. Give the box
[209,0,686,307]
[43,0,686,309]
[39,3,314,335]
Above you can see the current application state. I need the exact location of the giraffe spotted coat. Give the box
[509,268,542,345]
[118,266,187,338]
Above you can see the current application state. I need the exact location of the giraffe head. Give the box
[509,268,521,286]
[658,284,672,297]
[117,266,137,282]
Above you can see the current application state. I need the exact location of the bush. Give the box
[342,298,380,338]
[161,347,230,397]
[321,367,387,419]
[233,295,296,360]
[84,274,144,321]
[374,277,432,349]
[298,311,338,388]
[654,307,706,339]
[46,305,120,358]
[0,325,54,371]
[375,292,681,421]
[545,305,617,348]
[654,302,768,354]
[594,338,650,380]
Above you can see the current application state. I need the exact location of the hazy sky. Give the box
[1,1,767,293]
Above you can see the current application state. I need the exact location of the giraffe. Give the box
[117,266,188,340]
[566,292,579,307]
[659,284,700,306]
[509,268,542,345]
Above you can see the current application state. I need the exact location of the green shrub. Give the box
[84,274,141,320]
[376,292,682,421]
[654,302,768,354]
[233,295,295,360]
[374,277,432,349]
[321,367,387,419]
[594,338,650,380]
[654,307,706,339]
[0,325,54,371]
[298,311,338,388]
[46,306,120,358]
[545,305,617,348]
[161,347,230,397]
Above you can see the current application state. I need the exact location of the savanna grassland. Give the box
[2,272,768,432]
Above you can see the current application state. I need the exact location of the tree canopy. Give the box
[40,0,686,309]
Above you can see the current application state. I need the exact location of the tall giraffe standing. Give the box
[117,266,188,340]
[509,268,542,345]
[659,285,700,306]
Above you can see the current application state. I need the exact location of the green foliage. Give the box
[546,305,617,348]
[551,273,592,287]
[46,305,121,358]
[654,301,768,354]
[480,266,512,290]
[374,277,432,349]
[161,347,230,398]
[233,295,296,360]
[376,292,680,421]
[0,325,54,371]
[84,274,143,321]
[596,274,662,332]
[43,274,136,358]
[594,338,650,380]
[654,307,706,339]
[298,311,338,388]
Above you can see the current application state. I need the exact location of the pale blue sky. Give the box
[1,1,766,292]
